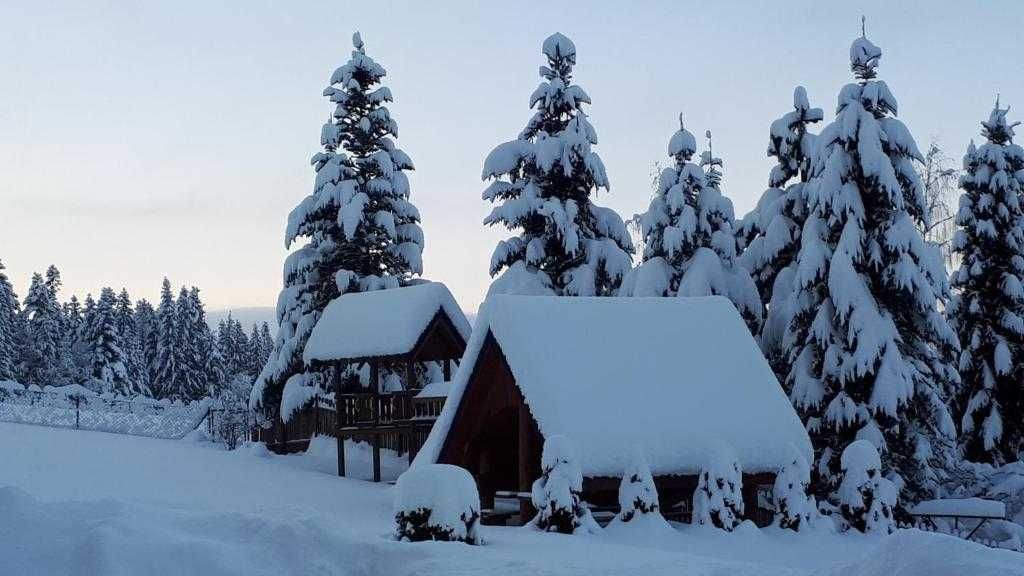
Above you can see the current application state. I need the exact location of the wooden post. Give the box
[373,432,382,482]
[405,359,414,391]
[338,431,346,477]
[443,358,451,381]
[335,369,345,477]
[518,403,534,521]
[371,359,381,482]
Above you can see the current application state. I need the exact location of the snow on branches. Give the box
[838,440,897,534]
[482,33,633,297]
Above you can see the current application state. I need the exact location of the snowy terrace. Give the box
[1,421,1021,576]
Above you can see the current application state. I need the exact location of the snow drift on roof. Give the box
[416,295,812,477]
[303,282,470,363]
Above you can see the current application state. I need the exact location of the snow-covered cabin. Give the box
[415,295,812,525]
[303,282,471,480]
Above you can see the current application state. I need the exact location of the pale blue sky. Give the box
[2,1,1021,311]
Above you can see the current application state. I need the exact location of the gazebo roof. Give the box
[303,282,471,364]
[417,295,812,477]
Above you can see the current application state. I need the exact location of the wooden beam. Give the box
[443,358,451,381]
[373,432,382,483]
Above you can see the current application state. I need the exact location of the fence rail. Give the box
[0,388,219,440]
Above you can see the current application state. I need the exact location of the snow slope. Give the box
[1,422,1020,576]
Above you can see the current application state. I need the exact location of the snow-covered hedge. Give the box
[531,435,596,534]
[838,440,897,534]
[394,464,481,544]
[693,443,744,531]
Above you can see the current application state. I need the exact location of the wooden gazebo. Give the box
[303,282,470,482]
[414,295,813,525]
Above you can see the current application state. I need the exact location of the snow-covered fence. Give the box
[0,386,214,439]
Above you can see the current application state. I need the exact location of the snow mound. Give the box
[824,530,1024,576]
[303,282,470,362]
[394,464,481,544]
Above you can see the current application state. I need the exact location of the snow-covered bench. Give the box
[907,498,1006,541]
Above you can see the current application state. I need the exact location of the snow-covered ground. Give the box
[1,422,1021,576]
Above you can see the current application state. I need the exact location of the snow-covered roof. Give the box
[303,282,471,363]
[417,295,812,477]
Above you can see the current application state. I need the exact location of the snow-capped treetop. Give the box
[542,32,576,61]
[849,34,882,80]
[668,114,698,159]
[981,97,1021,145]
[482,33,633,296]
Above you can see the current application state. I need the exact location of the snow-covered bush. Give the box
[394,464,481,545]
[773,444,816,531]
[616,447,660,522]
[693,443,744,531]
[838,440,897,534]
[531,435,593,534]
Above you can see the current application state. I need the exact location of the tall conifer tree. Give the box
[948,101,1024,465]
[253,32,424,420]
[482,33,633,297]
[783,32,958,504]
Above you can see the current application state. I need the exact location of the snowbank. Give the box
[1,422,1020,576]
[303,282,470,362]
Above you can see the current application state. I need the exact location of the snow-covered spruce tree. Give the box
[614,446,664,523]
[837,440,897,534]
[948,101,1024,465]
[20,271,63,386]
[153,278,177,398]
[0,259,19,381]
[88,287,131,396]
[736,87,823,374]
[252,32,424,422]
[531,435,595,534]
[782,34,959,505]
[621,123,761,332]
[482,33,633,297]
[692,443,744,531]
[133,298,159,393]
[114,288,148,395]
[773,443,816,531]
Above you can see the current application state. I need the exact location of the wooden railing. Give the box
[337,391,417,428]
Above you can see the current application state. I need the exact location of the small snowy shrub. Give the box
[393,464,481,545]
[693,444,744,531]
[838,440,897,534]
[531,435,592,534]
[617,446,660,522]
[773,444,815,531]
